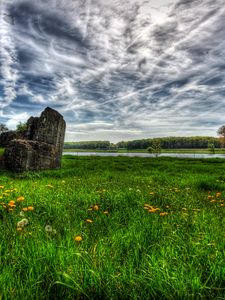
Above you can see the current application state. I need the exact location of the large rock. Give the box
[0,131,22,147]
[4,140,57,172]
[3,107,66,172]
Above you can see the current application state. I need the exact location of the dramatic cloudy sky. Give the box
[0,0,225,142]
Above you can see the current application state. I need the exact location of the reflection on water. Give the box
[63,152,225,159]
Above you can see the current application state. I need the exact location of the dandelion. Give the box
[210,200,217,203]
[0,185,4,189]
[216,192,221,198]
[85,219,93,223]
[208,195,213,199]
[8,200,16,208]
[16,227,23,232]
[221,204,224,207]
[22,207,28,212]
[17,218,29,228]
[148,208,160,213]
[16,196,25,202]
[45,225,53,232]
[159,212,169,216]
[74,236,82,242]
[27,206,34,211]
[103,211,109,214]
[93,205,99,211]
[19,211,25,217]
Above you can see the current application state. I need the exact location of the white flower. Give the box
[45,225,53,232]
[19,211,25,217]
[17,218,29,228]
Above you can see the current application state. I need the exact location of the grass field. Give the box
[0,156,225,299]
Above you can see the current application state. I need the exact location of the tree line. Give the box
[64,136,222,150]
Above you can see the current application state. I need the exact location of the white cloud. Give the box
[6,112,30,129]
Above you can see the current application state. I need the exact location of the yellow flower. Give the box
[221,204,224,207]
[103,211,109,214]
[85,219,93,223]
[0,185,4,189]
[159,212,169,217]
[148,208,160,213]
[208,195,213,199]
[216,192,221,198]
[8,200,16,207]
[16,196,25,202]
[27,206,34,211]
[16,227,23,232]
[74,236,82,242]
[149,192,155,195]
[22,207,28,212]
[93,205,99,211]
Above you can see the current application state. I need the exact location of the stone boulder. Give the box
[4,140,57,172]
[3,107,66,172]
[0,131,22,147]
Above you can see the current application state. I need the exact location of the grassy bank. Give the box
[63,148,225,154]
[1,156,225,299]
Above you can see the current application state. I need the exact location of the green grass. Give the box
[1,156,225,299]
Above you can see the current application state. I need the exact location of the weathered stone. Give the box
[4,139,57,172]
[0,131,22,147]
[3,107,66,172]
[30,107,66,167]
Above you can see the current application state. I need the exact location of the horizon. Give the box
[1,0,225,143]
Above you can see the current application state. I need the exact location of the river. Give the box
[63,152,225,159]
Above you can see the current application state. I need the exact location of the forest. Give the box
[64,136,221,150]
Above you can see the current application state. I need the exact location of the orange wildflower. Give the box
[16,196,25,202]
[22,207,28,212]
[93,205,99,211]
[148,208,160,213]
[74,236,83,242]
[159,212,169,216]
[8,200,16,207]
[210,200,217,203]
[85,219,93,223]
[27,206,34,211]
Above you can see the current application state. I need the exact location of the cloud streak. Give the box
[0,0,225,141]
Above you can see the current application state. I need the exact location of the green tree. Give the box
[208,142,215,154]
[16,122,27,133]
[0,124,9,134]
[147,140,161,157]
[217,125,225,147]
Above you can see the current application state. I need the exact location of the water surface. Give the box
[63,152,225,159]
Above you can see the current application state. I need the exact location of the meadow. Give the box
[0,156,225,299]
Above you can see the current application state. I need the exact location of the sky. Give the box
[0,0,225,142]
